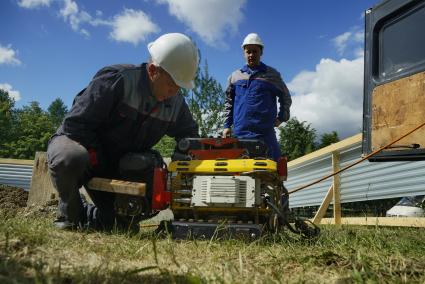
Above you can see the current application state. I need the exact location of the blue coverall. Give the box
[224,62,292,161]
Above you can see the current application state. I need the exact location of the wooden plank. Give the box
[332,151,341,225]
[0,158,34,165]
[371,71,425,151]
[312,185,333,225]
[288,133,361,167]
[319,217,425,227]
[87,178,146,196]
[27,152,57,207]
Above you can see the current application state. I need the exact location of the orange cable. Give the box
[288,122,425,195]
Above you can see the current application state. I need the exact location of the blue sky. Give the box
[1,0,378,139]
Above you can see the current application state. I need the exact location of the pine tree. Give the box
[187,60,225,137]
[0,90,16,157]
[47,98,68,128]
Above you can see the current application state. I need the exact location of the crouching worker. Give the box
[47,33,199,233]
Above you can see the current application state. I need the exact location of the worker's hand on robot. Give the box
[222,128,232,138]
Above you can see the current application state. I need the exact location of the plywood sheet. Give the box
[371,71,425,151]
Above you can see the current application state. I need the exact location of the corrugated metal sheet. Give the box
[0,157,171,192]
[286,135,425,208]
[285,155,333,208]
[0,162,33,191]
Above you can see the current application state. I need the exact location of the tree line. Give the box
[0,90,67,159]
[0,61,339,161]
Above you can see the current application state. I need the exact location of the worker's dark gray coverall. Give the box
[47,63,198,228]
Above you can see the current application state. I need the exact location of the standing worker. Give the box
[222,33,292,161]
[47,33,199,232]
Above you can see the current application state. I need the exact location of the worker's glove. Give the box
[171,151,191,161]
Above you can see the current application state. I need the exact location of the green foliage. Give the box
[278,118,341,160]
[153,135,175,158]
[187,60,225,137]
[0,98,67,159]
[0,97,69,159]
[47,98,68,128]
[1,101,56,159]
[0,90,15,151]
[319,131,340,148]
[278,117,317,160]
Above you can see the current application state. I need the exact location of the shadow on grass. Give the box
[0,255,206,284]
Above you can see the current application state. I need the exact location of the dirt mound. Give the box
[0,184,58,218]
[0,184,28,209]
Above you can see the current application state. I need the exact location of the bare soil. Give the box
[0,184,28,210]
[0,184,57,217]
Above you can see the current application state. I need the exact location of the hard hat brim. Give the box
[174,78,194,90]
[241,43,264,49]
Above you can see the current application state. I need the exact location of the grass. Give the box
[1,208,425,284]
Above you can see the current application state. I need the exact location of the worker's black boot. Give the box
[111,215,140,235]
[53,216,80,230]
[81,201,141,234]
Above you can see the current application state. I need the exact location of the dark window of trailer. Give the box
[378,3,425,79]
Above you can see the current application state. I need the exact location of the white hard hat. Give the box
[241,33,264,49]
[148,33,199,89]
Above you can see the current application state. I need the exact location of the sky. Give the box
[0,0,379,139]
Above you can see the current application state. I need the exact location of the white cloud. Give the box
[353,30,364,42]
[80,28,90,38]
[60,0,78,18]
[157,0,246,46]
[0,83,21,101]
[285,26,366,139]
[59,0,92,36]
[18,0,159,44]
[0,45,22,65]
[354,47,364,58]
[58,2,159,44]
[333,32,351,55]
[333,29,364,56]
[288,57,364,139]
[18,0,89,35]
[109,9,160,45]
[17,0,52,9]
